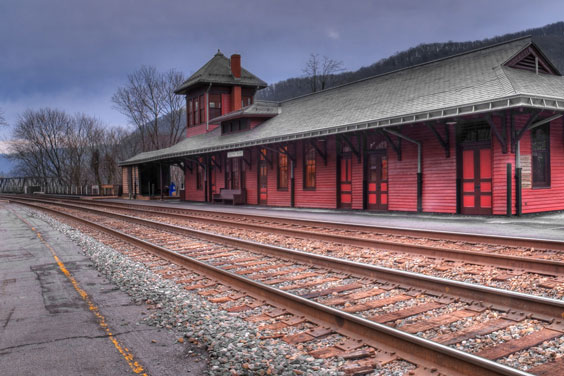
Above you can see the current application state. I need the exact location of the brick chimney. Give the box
[230,54,241,78]
[231,54,242,111]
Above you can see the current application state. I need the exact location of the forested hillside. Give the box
[257,22,564,102]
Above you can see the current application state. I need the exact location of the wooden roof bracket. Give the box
[243,150,252,170]
[259,147,273,168]
[210,155,222,172]
[184,159,193,173]
[425,122,450,158]
[384,129,421,173]
[485,114,507,154]
[263,144,297,163]
[381,129,402,161]
[309,139,327,166]
[526,113,563,133]
[514,110,541,145]
[186,156,206,169]
[511,110,562,150]
[339,134,361,162]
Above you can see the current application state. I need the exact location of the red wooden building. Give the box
[120,37,564,215]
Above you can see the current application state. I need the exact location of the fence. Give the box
[0,177,121,196]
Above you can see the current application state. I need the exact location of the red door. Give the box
[259,149,268,205]
[339,153,352,208]
[367,152,388,210]
[461,147,492,215]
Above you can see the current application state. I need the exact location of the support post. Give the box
[515,141,522,216]
[417,172,423,213]
[204,158,209,203]
[506,163,512,217]
[290,159,295,207]
[159,163,164,200]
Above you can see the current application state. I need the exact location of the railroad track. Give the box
[17,195,564,275]
[8,196,564,300]
[7,196,564,375]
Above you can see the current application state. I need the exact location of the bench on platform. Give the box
[212,188,246,205]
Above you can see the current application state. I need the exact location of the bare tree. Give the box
[112,66,186,152]
[162,69,187,147]
[95,126,132,185]
[303,53,344,93]
[10,108,103,185]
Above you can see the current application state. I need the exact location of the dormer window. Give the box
[221,119,250,134]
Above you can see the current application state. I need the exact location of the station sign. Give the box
[227,150,244,158]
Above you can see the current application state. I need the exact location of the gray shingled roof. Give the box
[174,51,267,94]
[209,101,280,123]
[121,37,564,166]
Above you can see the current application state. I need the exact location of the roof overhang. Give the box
[119,94,564,166]
[209,112,278,123]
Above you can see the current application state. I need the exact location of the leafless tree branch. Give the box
[303,53,344,93]
[112,66,186,153]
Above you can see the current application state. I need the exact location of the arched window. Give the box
[278,146,288,190]
[304,145,316,189]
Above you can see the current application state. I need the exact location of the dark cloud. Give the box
[1,0,564,137]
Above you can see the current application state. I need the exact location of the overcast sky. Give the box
[2,0,564,140]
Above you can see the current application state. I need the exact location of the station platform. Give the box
[105,198,564,242]
[0,202,206,376]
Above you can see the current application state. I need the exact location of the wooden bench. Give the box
[213,188,246,205]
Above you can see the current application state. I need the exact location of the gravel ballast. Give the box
[26,208,346,376]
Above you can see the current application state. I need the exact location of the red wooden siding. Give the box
[264,149,291,207]
[388,129,418,212]
[221,93,232,115]
[184,168,205,202]
[178,112,563,215]
[294,139,337,209]
[418,125,457,213]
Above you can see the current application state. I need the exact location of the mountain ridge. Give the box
[257,22,564,102]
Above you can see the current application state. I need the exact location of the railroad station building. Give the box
[120,37,564,215]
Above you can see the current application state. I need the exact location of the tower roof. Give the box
[174,50,268,94]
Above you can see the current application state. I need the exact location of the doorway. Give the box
[458,123,492,215]
[259,149,268,205]
[339,150,352,208]
[366,151,388,210]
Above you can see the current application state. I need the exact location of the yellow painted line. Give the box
[11,208,148,375]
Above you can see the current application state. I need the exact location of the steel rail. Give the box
[32,194,564,251]
[12,195,564,276]
[7,194,564,251]
[11,197,564,321]
[10,198,533,376]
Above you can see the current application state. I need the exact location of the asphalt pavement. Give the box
[0,201,207,376]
